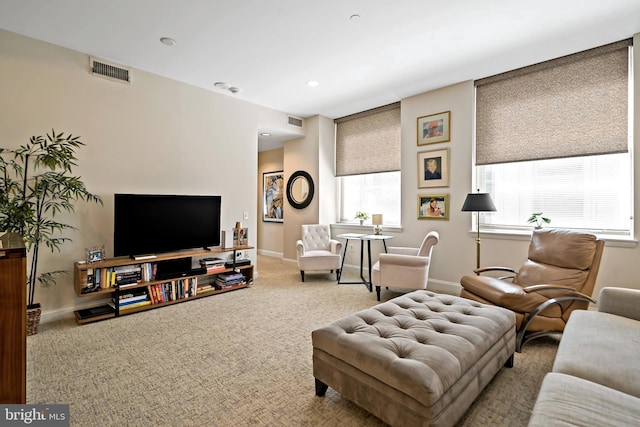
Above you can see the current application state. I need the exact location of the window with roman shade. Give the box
[335,102,401,176]
[335,102,401,225]
[474,39,633,235]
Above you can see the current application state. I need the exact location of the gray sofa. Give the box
[528,287,640,426]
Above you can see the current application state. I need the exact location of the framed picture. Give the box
[263,171,284,222]
[417,111,450,145]
[85,245,105,263]
[233,227,249,246]
[418,194,450,220]
[418,148,449,188]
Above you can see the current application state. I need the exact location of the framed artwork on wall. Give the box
[263,171,284,222]
[418,148,449,188]
[417,111,450,145]
[418,194,450,220]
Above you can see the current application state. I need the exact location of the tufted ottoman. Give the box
[312,290,516,427]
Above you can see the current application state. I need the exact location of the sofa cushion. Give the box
[528,373,640,427]
[552,310,640,398]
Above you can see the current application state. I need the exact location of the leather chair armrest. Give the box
[598,287,640,321]
[473,266,517,275]
[522,284,596,303]
[296,240,305,257]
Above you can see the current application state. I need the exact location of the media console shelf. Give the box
[73,246,253,324]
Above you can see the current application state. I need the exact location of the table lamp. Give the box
[372,214,383,235]
[461,192,496,269]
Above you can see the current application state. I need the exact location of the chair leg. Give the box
[376,286,381,301]
[336,269,341,280]
[515,295,594,352]
[315,378,328,396]
[300,271,305,282]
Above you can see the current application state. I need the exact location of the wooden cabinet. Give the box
[0,232,27,404]
[74,246,253,324]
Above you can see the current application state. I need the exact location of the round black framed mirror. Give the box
[286,170,314,209]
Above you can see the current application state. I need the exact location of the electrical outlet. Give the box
[243,250,249,259]
[243,211,249,220]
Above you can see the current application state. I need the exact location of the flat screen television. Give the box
[114,194,221,258]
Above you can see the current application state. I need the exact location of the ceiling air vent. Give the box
[287,115,303,128]
[90,57,131,83]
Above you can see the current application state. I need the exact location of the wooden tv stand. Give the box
[73,246,253,324]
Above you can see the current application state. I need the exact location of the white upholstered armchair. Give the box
[371,231,439,301]
[296,224,343,282]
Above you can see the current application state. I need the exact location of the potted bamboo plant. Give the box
[0,130,102,335]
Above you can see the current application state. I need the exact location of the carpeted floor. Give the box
[27,255,558,426]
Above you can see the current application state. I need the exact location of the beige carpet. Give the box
[27,255,558,426]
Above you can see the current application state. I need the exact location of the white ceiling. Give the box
[1,0,640,150]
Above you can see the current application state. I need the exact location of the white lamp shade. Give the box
[372,214,383,225]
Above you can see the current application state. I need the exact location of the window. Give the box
[335,103,401,226]
[340,171,401,225]
[474,39,633,237]
[476,153,632,235]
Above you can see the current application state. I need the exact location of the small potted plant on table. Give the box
[355,211,369,226]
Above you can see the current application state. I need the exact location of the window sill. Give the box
[475,227,637,248]
[331,223,404,235]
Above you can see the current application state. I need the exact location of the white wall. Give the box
[0,29,301,319]
[282,117,321,261]
[398,81,477,293]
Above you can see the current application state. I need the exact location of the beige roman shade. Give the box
[335,102,401,176]
[475,39,631,165]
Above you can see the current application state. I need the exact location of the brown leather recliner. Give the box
[460,228,604,352]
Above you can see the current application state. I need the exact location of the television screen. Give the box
[114,194,221,257]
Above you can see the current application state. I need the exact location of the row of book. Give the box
[80,262,165,294]
[107,273,248,312]
[147,278,198,304]
[81,264,143,294]
[80,258,236,295]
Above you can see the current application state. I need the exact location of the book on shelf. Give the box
[200,257,225,265]
[140,262,157,282]
[196,284,214,293]
[75,304,115,320]
[216,272,244,282]
[119,288,148,305]
[119,300,151,310]
[200,257,226,273]
[214,280,246,290]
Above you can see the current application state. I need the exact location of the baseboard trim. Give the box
[427,279,462,296]
[258,249,283,258]
[41,299,110,324]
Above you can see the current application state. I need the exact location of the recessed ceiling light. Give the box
[350,14,361,21]
[306,80,319,87]
[260,133,272,137]
[160,37,176,46]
